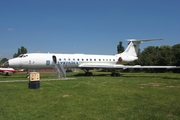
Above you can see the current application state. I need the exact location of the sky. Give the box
[0,0,180,59]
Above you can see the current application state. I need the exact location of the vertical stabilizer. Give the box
[122,40,140,57]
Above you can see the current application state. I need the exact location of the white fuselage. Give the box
[8,53,137,69]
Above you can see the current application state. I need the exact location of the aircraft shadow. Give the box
[73,73,110,77]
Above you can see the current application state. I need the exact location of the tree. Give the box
[13,46,28,58]
[172,44,180,73]
[117,41,124,53]
[155,45,172,72]
[138,46,160,72]
[157,45,172,66]
[138,46,159,65]
[172,44,180,66]
[138,45,177,72]
[0,58,8,67]
[171,44,180,73]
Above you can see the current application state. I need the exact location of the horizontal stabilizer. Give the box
[126,38,163,42]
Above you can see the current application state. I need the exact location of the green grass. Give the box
[0,72,180,120]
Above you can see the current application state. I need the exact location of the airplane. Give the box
[4,38,179,77]
[0,67,24,76]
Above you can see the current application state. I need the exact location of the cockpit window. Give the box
[18,54,28,58]
[19,54,24,58]
[23,54,28,57]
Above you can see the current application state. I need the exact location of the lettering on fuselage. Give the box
[29,60,35,64]
[58,61,79,65]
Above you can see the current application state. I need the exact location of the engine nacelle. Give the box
[118,56,138,62]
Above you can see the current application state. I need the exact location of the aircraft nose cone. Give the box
[7,58,22,68]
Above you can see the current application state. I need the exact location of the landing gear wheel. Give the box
[111,73,116,77]
[111,72,120,77]
[5,72,9,76]
[85,72,93,76]
[116,73,120,77]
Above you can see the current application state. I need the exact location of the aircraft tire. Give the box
[85,72,93,76]
[111,73,120,77]
[116,73,120,77]
[111,73,116,77]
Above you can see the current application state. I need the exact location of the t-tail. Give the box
[116,38,163,63]
[121,38,163,57]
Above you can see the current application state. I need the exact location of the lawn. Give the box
[0,71,180,120]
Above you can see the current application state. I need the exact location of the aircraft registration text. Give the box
[58,61,79,65]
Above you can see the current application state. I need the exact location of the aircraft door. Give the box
[52,55,57,64]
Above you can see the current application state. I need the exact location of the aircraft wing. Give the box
[79,64,180,69]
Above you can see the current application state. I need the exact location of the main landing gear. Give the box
[26,69,29,78]
[83,69,120,77]
[111,70,120,77]
[83,69,93,76]
[5,72,9,76]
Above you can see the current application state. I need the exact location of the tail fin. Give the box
[121,38,163,57]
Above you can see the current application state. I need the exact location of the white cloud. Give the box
[8,28,13,31]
